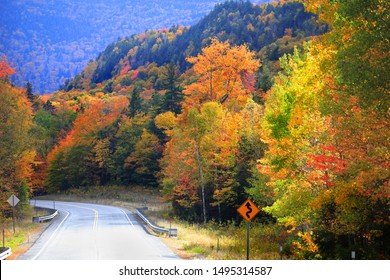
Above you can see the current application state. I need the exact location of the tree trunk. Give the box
[195,140,207,225]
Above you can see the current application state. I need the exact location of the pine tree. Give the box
[129,86,142,118]
[26,82,35,103]
[161,62,184,114]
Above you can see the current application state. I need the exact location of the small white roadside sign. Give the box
[7,194,20,207]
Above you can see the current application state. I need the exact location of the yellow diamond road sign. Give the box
[237,199,260,222]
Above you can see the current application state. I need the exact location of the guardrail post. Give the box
[169,228,178,237]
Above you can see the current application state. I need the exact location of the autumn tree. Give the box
[0,60,35,217]
[237,99,268,208]
[156,111,201,219]
[157,40,262,223]
[185,38,260,112]
[109,113,151,184]
[258,46,331,258]
[299,0,389,111]
[307,0,389,259]
[158,102,241,223]
[258,0,389,258]
[46,96,129,191]
[124,129,162,186]
[0,56,15,81]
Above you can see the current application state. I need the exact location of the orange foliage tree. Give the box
[185,38,260,112]
[46,96,129,191]
[0,60,35,216]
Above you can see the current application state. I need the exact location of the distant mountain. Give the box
[0,0,268,94]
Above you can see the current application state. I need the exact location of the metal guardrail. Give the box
[32,210,58,223]
[0,247,12,260]
[136,208,177,237]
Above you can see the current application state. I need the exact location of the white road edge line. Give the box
[119,208,134,227]
[32,210,70,260]
[119,208,165,258]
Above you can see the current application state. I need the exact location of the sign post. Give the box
[7,194,20,234]
[237,199,260,260]
[169,217,172,237]
[246,221,250,260]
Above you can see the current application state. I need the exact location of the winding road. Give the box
[18,200,178,260]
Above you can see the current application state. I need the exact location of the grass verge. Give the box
[1,207,49,259]
[158,219,282,260]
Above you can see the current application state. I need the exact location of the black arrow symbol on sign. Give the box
[245,202,252,219]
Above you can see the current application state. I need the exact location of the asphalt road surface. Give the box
[18,200,179,260]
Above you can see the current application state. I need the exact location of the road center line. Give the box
[62,203,99,231]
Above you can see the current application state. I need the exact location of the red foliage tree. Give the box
[0,56,15,80]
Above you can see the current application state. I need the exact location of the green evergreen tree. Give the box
[161,62,184,114]
[129,86,142,118]
[26,82,35,103]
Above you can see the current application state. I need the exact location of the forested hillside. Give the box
[53,0,326,197]
[0,0,388,259]
[0,0,267,94]
[63,0,326,91]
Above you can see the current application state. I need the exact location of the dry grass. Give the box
[1,207,49,259]
[158,220,282,260]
